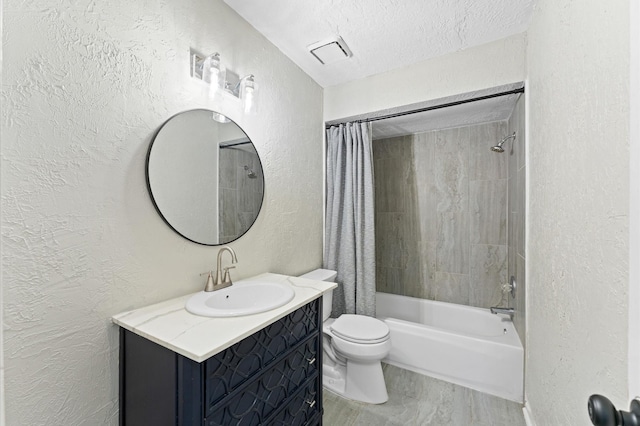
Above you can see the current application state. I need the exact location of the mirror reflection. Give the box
[146,109,264,245]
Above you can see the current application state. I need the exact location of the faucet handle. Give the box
[201,271,215,292]
[222,266,236,284]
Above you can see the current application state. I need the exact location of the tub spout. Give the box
[490,306,514,319]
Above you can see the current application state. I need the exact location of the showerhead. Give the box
[244,165,257,179]
[491,132,516,153]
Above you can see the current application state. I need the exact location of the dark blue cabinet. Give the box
[119,298,323,425]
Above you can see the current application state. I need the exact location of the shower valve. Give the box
[501,276,517,298]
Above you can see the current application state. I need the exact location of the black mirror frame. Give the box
[145,109,264,246]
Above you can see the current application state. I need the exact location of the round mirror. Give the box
[146,109,264,245]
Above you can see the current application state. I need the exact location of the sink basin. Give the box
[185,280,295,317]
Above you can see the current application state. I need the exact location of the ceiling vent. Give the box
[307,36,352,65]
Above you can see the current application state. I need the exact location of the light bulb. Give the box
[212,112,230,123]
[210,67,219,81]
[201,53,225,93]
[241,75,257,115]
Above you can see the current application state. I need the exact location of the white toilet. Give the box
[299,269,391,404]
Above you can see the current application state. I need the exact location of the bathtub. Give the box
[376,292,524,402]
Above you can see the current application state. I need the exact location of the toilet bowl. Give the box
[299,269,391,404]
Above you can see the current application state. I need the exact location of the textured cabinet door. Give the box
[119,298,322,426]
[269,379,322,426]
[203,299,320,415]
[204,336,319,425]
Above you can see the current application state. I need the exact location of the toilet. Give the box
[299,269,391,404]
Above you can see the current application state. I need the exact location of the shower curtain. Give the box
[324,122,376,317]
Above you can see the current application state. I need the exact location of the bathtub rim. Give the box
[379,316,522,349]
[376,291,523,347]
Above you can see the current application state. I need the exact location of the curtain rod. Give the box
[325,87,525,129]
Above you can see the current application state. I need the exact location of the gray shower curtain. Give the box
[324,122,376,317]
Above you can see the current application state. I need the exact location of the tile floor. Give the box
[322,364,526,426]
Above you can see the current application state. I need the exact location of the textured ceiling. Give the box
[223,0,536,88]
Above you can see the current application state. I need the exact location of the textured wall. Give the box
[526,0,629,424]
[507,95,526,348]
[630,0,640,400]
[374,121,508,309]
[1,0,323,424]
[323,34,526,122]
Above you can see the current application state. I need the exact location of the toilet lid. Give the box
[330,314,390,344]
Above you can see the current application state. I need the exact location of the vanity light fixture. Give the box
[191,50,258,116]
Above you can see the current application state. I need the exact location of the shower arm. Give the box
[498,132,516,147]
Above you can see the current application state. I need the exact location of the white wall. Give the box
[1,1,6,422]
[324,33,526,122]
[1,0,323,424]
[526,0,629,424]
[629,0,640,400]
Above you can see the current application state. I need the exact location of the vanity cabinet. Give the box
[119,298,323,426]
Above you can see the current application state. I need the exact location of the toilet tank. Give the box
[298,269,337,321]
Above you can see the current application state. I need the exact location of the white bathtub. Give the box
[376,292,524,402]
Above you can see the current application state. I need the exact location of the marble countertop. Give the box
[112,273,336,363]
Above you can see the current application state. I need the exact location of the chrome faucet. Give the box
[202,246,238,292]
[490,306,515,319]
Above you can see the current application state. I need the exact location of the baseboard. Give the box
[523,403,535,426]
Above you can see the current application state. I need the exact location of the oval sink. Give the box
[185,280,295,317]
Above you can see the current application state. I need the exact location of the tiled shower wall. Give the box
[508,95,526,347]
[374,121,509,309]
[218,147,264,242]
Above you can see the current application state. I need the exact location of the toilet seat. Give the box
[330,314,390,344]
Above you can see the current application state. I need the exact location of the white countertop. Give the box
[112,273,336,363]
